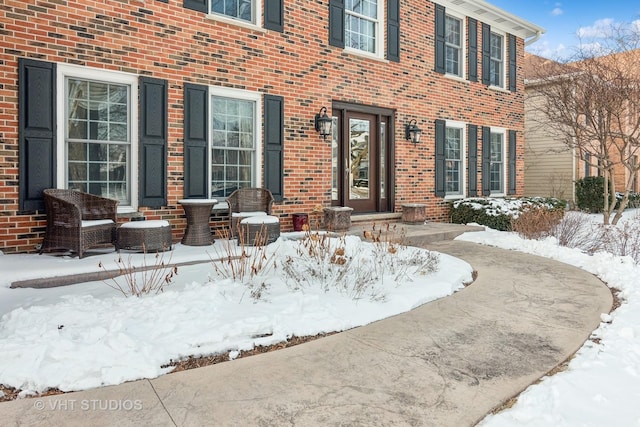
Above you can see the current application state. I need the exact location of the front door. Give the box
[346,113,377,211]
[331,104,393,213]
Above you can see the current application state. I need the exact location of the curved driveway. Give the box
[1,240,612,426]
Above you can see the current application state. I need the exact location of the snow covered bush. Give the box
[450,197,565,231]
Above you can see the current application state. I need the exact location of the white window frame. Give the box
[206,0,265,31]
[489,127,506,196]
[344,0,385,59]
[489,29,506,89]
[56,64,139,213]
[443,10,466,80]
[208,86,263,200]
[444,120,466,199]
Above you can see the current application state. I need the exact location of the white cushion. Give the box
[119,220,169,229]
[81,219,114,228]
[232,211,267,218]
[240,215,279,225]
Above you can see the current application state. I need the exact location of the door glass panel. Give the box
[349,118,370,200]
[331,117,339,201]
[380,121,386,198]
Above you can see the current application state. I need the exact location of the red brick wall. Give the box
[0,0,526,254]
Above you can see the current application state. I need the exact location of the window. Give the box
[210,87,261,198]
[345,0,383,56]
[444,14,462,77]
[211,0,256,24]
[445,122,465,196]
[490,130,505,194]
[489,32,504,87]
[58,65,138,210]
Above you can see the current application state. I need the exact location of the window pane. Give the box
[490,132,504,193]
[211,0,253,23]
[445,127,462,195]
[345,0,378,54]
[490,33,503,86]
[65,77,131,204]
[211,95,256,198]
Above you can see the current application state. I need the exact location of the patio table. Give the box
[178,199,217,246]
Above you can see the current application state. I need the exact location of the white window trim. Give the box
[444,120,466,200]
[208,86,263,198]
[205,0,265,32]
[56,63,139,213]
[443,9,466,80]
[489,28,507,90]
[490,126,507,197]
[344,0,385,59]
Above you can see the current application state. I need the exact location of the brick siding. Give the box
[0,0,526,254]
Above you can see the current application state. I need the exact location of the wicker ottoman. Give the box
[117,220,172,252]
[231,211,267,237]
[238,215,280,246]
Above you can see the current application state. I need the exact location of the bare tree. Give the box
[527,24,640,224]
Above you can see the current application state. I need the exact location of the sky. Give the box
[1,206,639,425]
[489,1,640,60]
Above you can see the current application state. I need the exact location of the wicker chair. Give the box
[41,189,118,258]
[226,188,275,235]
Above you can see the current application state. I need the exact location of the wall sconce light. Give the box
[405,119,422,144]
[314,107,333,139]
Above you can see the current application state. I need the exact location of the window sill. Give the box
[488,85,510,94]
[342,47,388,63]
[443,73,469,84]
[205,14,266,33]
[444,194,465,201]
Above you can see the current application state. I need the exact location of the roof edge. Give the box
[436,0,545,41]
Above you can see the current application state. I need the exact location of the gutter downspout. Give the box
[525,30,543,47]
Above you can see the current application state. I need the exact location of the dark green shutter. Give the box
[435,119,446,197]
[434,4,445,74]
[18,58,56,212]
[329,0,345,48]
[264,0,284,32]
[468,124,478,196]
[481,126,491,195]
[481,23,491,86]
[264,94,284,202]
[468,18,478,82]
[508,34,517,92]
[387,0,400,62]
[139,77,168,208]
[184,0,207,13]
[183,83,209,199]
[508,130,517,195]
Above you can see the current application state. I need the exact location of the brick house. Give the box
[0,0,542,254]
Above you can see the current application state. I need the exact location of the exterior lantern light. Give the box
[405,119,422,144]
[314,106,332,139]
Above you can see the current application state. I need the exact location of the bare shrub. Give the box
[551,211,603,253]
[598,215,640,262]
[100,246,177,297]
[210,226,278,301]
[511,207,564,240]
[282,222,440,301]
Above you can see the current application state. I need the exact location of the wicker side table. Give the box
[238,215,280,246]
[178,199,217,246]
[117,220,172,252]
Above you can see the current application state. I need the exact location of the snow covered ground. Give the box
[1,208,639,426]
[466,209,640,426]
[0,232,472,395]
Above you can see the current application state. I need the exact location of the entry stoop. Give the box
[347,213,484,244]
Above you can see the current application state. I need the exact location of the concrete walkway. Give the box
[0,228,612,426]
